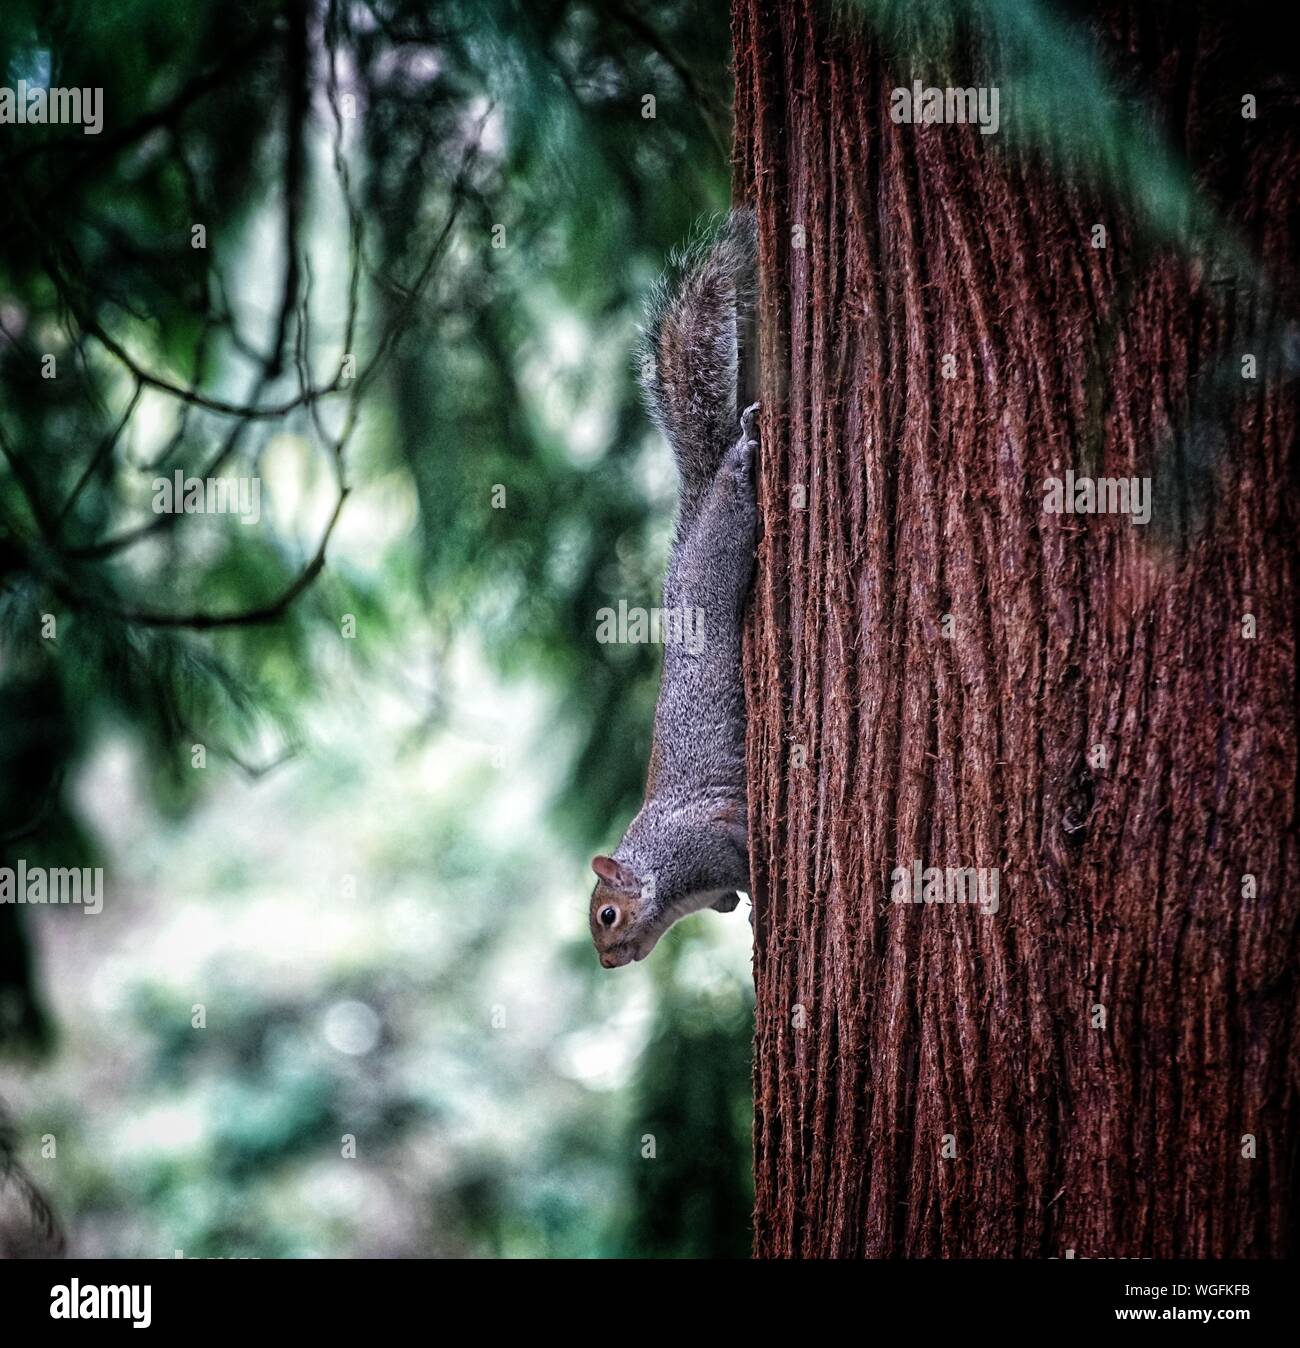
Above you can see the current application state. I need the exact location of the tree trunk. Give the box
[735,0,1298,1257]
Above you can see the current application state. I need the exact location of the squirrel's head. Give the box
[589,855,663,968]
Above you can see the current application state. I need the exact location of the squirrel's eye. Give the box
[600,906,617,927]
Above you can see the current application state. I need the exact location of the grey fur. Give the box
[591,213,758,968]
[0,1102,65,1257]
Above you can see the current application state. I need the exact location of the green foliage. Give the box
[1,0,752,1258]
[619,947,754,1259]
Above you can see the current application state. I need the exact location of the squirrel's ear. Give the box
[592,855,636,890]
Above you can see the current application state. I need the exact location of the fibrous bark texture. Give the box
[736,0,1299,1257]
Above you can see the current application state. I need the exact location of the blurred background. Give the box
[0,0,754,1257]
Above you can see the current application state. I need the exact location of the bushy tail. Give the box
[637,209,756,505]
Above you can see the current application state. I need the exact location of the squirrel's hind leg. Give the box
[723,402,760,488]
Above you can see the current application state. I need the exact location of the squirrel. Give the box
[589,209,758,969]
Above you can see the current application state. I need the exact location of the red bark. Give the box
[736,0,1299,1257]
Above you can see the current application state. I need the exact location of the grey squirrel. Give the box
[589,210,758,969]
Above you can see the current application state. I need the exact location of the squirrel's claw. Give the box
[740,402,760,440]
